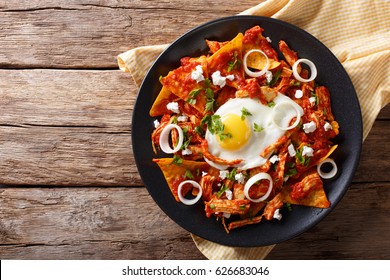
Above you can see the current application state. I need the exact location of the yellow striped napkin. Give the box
[118,0,390,259]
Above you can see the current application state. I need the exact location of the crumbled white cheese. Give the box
[265,71,273,83]
[222,213,231,219]
[295,89,303,99]
[225,190,233,200]
[288,144,296,157]
[181,148,192,156]
[324,122,333,131]
[201,171,208,177]
[177,115,188,122]
[270,155,280,164]
[191,65,205,83]
[273,209,282,220]
[303,121,317,133]
[302,146,314,157]
[211,71,234,88]
[219,170,229,180]
[235,173,245,184]
[153,119,160,128]
[166,102,180,114]
[266,36,272,43]
[309,96,317,106]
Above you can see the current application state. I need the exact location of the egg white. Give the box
[205,94,303,170]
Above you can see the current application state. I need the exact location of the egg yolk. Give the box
[217,114,251,150]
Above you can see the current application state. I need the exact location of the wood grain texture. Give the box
[0,183,388,260]
[0,0,261,68]
[0,69,139,186]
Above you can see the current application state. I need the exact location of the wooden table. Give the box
[0,1,388,260]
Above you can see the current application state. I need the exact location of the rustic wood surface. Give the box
[0,0,389,260]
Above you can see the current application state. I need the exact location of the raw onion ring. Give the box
[292,58,317,83]
[159,124,184,154]
[178,180,203,205]
[317,158,338,179]
[244,172,273,203]
[243,49,269,78]
[271,101,302,130]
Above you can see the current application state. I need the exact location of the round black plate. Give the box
[132,16,362,247]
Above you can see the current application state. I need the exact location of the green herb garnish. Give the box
[241,107,252,120]
[201,115,232,141]
[267,69,282,87]
[184,169,194,179]
[254,123,264,133]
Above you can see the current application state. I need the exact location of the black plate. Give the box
[132,16,362,247]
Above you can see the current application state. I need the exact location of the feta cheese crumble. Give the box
[211,71,234,88]
[273,209,282,220]
[235,173,245,184]
[182,148,192,156]
[295,89,303,99]
[302,146,314,157]
[219,170,229,180]
[324,122,333,131]
[270,155,280,164]
[177,115,188,122]
[265,71,273,83]
[288,144,296,157]
[153,119,160,128]
[191,65,205,83]
[166,102,180,114]
[309,96,317,106]
[303,121,317,133]
[225,190,233,200]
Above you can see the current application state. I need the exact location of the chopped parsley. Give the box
[201,115,232,141]
[254,123,264,133]
[240,107,252,120]
[224,168,237,181]
[267,101,276,107]
[216,184,230,198]
[266,69,282,87]
[184,169,194,179]
[228,51,241,72]
[311,92,320,106]
[186,88,202,105]
[295,146,310,166]
[194,125,205,137]
[172,154,183,165]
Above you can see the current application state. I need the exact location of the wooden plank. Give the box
[0,183,388,259]
[0,69,140,186]
[0,0,261,68]
[0,187,205,259]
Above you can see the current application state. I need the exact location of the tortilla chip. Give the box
[282,170,330,208]
[207,33,245,89]
[246,51,280,70]
[149,86,177,117]
[153,158,209,202]
[160,56,208,114]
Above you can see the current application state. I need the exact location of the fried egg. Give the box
[205,94,303,170]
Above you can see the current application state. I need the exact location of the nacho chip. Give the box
[207,33,245,89]
[283,170,330,208]
[149,86,176,117]
[153,158,209,202]
[160,56,209,114]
